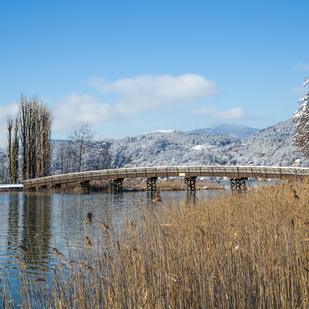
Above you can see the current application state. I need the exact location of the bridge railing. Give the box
[23,165,309,188]
[24,166,309,184]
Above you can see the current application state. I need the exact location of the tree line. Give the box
[7,96,52,183]
[5,95,111,184]
[57,120,111,174]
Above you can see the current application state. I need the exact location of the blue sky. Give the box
[0,0,308,147]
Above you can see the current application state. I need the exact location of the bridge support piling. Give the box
[184,177,197,192]
[52,184,61,190]
[146,177,157,192]
[109,179,123,193]
[80,181,90,194]
[230,177,247,193]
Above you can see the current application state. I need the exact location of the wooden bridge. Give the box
[23,166,309,193]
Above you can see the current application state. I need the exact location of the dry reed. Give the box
[13,180,309,308]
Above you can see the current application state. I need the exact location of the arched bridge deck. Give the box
[23,166,309,189]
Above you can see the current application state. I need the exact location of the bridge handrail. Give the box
[23,165,309,185]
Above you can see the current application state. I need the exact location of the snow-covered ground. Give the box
[0,184,23,189]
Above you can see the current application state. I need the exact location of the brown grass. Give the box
[15,180,309,308]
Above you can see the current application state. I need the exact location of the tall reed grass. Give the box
[13,180,309,307]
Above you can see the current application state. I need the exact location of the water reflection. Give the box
[21,194,53,267]
[7,194,20,254]
[0,189,223,305]
[186,192,198,205]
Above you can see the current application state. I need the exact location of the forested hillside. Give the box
[109,131,241,168]
[106,119,307,168]
[235,119,308,167]
[189,124,259,140]
[0,118,307,182]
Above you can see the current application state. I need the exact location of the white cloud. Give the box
[0,103,19,121]
[53,94,114,131]
[292,63,309,71]
[90,74,218,114]
[53,74,218,132]
[194,106,253,120]
[92,74,217,99]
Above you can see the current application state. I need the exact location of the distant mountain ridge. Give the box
[189,124,259,140]
[50,118,307,173]
[106,118,308,168]
[0,119,309,180]
[2,118,305,180]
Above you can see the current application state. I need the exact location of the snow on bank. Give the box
[0,184,23,189]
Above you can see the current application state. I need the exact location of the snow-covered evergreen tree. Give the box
[293,77,309,157]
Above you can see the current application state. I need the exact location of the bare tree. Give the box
[11,119,19,183]
[87,140,111,170]
[6,116,13,183]
[58,141,77,174]
[67,121,96,172]
[17,95,53,180]
[293,78,309,157]
[0,154,8,184]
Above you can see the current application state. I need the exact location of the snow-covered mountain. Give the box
[109,131,241,168]
[107,118,307,168]
[189,124,259,140]
[2,118,307,181]
[234,118,308,167]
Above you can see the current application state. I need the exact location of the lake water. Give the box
[0,189,224,306]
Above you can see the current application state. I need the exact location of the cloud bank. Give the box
[91,74,217,99]
[54,74,218,131]
[91,74,217,114]
[53,94,114,131]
